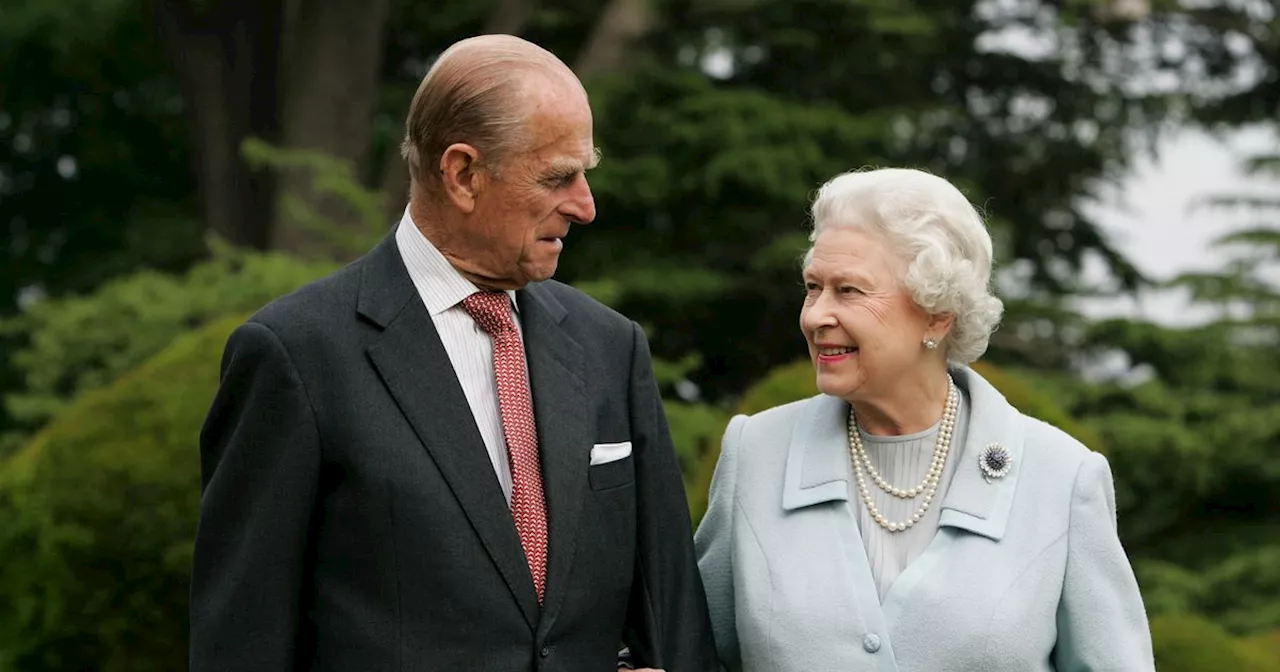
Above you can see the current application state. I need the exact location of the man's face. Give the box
[458,81,598,289]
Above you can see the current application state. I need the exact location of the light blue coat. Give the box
[694,366,1155,672]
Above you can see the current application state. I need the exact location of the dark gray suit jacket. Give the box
[190,234,717,671]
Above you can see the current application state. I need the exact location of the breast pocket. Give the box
[588,452,634,491]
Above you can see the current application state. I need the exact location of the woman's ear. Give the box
[926,312,956,342]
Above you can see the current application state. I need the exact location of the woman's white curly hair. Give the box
[803,167,1005,364]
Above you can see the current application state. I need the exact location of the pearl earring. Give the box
[923,337,938,350]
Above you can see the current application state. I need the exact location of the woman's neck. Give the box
[851,369,952,437]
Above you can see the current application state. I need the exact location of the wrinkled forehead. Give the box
[523,101,599,171]
[803,227,906,283]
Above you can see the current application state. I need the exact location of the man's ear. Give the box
[439,143,484,213]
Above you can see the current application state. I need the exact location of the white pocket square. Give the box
[590,441,632,466]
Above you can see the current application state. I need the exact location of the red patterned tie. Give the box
[461,291,549,603]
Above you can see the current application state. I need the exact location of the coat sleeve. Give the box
[190,320,321,672]
[620,321,720,672]
[694,415,747,672]
[1053,451,1156,672]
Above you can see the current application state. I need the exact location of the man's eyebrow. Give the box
[548,149,601,176]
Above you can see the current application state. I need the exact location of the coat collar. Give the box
[780,365,1024,541]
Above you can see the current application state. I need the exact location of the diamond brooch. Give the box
[978,443,1012,483]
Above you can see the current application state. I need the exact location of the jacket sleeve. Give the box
[621,321,720,672]
[190,320,321,671]
[694,415,747,672]
[1053,451,1156,672]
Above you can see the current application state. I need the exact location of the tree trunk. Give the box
[574,0,653,79]
[152,0,283,250]
[272,0,391,260]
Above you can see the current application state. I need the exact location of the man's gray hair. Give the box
[803,167,1005,364]
[400,35,580,193]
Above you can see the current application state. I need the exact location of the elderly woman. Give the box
[694,168,1155,671]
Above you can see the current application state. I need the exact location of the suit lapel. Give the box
[517,283,590,634]
[358,235,540,628]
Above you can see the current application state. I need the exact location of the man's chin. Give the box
[521,260,560,284]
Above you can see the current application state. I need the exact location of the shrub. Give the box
[0,316,244,671]
[0,245,333,443]
[1151,613,1280,672]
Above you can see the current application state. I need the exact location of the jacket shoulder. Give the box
[728,395,826,458]
[242,257,366,341]
[536,280,632,327]
[1016,413,1106,497]
[740,396,820,432]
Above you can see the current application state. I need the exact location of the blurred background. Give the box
[1,0,1278,669]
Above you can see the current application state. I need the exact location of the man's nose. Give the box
[564,176,596,225]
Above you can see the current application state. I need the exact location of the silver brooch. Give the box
[978,443,1012,482]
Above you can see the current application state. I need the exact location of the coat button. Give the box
[540,645,553,657]
[863,633,881,653]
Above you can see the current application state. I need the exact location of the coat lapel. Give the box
[881,366,1026,627]
[517,283,591,636]
[936,365,1024,541]
[357,234,541,628]
[781,394,852,511]
[780,395,902,671]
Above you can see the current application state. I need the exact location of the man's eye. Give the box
[547,173,576,188]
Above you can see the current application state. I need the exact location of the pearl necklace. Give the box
[847,375,959,533]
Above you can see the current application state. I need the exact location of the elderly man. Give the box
[190,35,716,672]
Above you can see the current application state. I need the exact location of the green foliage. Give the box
[1138,545,1280,635]
[241,137,389,260]
[0,0,198,313]
[1072,151,1280,636]
[0,0,136,54]
[0,243,335,444]
[1151,614,1280,672]
[970,362,1106,453]
[1174,152,1280,326]
[735,359,815,416]
[0,315,245,672]
[666,399,732,516]
[552,0,1271,397]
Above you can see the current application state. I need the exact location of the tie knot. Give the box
[462,291,516,336]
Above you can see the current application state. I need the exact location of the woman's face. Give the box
[799,227,938,404]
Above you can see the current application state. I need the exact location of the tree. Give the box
[1053,150,1280,636]
[151,0,391,258]
[544,0,1270,398]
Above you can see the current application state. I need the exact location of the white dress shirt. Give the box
[395,208,523,504]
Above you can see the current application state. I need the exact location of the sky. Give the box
[1077,125,1279,326]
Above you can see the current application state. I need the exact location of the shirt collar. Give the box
[395,207,519,316]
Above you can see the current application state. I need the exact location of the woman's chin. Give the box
[814,370,857,399]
